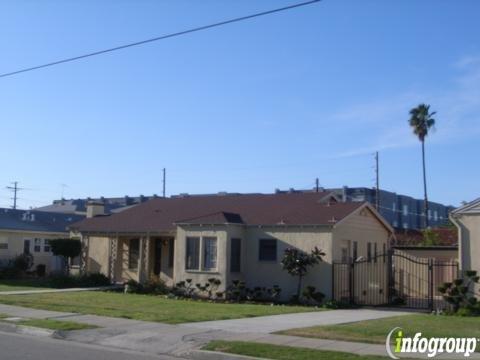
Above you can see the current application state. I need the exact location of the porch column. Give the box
[80,235,89,275]
[144,235,151,280]
[138,236,149,283]
[108,236,119,282]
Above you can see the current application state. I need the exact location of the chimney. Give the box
[86,201,105,218]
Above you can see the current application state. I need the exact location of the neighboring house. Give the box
[70,192,394,300]
[34,195,152,215]
[450,198,480,278]
[276,186,454,230]
[0,208,84,273]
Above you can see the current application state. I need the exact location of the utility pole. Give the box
[374,152,380,211]
[6,181,23,209]
[315,178,319,193]
[162,168,166,198]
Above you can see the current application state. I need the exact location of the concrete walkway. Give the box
[0,285,120,296]
[1,303,471,359]
[182,308,410,334]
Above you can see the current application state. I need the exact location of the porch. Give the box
[105,235,175,285]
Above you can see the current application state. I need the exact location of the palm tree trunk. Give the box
[422,140,429,228]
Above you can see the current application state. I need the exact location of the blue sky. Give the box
[0,0,479,209]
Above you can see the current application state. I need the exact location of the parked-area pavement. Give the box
[0,303,474,359]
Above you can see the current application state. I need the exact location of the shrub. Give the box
[47,273,110,289]
[172,279,195,298]
[143,279,168,295]
[438,270,479,315]
[78,273,110,287]
[12,253,34,273]
[302,286,325,306]
[226,280,246,302]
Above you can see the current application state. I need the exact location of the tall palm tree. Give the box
[408,104,436,228]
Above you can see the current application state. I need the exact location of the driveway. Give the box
[181,308,410,333]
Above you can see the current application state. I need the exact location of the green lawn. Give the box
[203,341,388,360]
[278,314,480,345]
[10,318,96,331]
[0,291,322,324]
[0,279,53,292]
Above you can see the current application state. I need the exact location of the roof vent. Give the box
[328,216,338,223]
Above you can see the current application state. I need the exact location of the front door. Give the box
[23,239,31,254]
[154,239,162,275]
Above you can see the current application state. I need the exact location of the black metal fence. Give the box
[333,250,459,310]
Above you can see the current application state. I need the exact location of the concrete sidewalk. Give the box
[0,285,120,296]
[1,303,470,359]
[181,308,410,334]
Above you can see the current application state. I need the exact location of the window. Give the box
[259,239,277,261]
[168,238,174,268]
[128,238,140,270]
[403,204,408,216]
[185,237,200,270]
[230,238,241,272]
[23,239,31,254]
[43,239,51,252]
[34,238,42,252]
[0,240,7,250]
[367,242,372,262]
[203,237,217,271]
[352,241,358,262]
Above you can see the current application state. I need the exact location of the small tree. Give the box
[281,247,325,299]
[49,239,82,275]
[421,229,440,246]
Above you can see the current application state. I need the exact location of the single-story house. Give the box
[70,192,394,300]
[450,198,480,277]
[0,208,85,273]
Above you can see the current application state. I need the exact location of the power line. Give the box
[0,0,321,79]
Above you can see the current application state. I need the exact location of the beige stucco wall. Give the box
[454,214,480,273]
[332,207,390,261]
[85,235,110,276]
[242,226,333,300]
[0,230,68,273]
[332,207,391,305]
[174,226,229,293]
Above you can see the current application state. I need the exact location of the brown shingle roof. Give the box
[71,192,364,234]
[394,228,458,246]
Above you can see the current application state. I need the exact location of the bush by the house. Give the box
[301,285,325,306]
[125,279,169,295]
[438,270,479,316]
[196,278,223,300]
[225,281,282,303]
[0,254,34,279]
[47,273,110,288]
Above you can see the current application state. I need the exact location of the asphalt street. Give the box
[0,331,185,360]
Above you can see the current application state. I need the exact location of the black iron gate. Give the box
[333,250,459,310]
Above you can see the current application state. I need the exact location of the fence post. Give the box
[331,262,335,301]
[387,249,393,305]
[428,259,434,311]
[349,261,354,305]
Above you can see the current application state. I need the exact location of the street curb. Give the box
[0,322,60,339]
[189,350,268,360]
